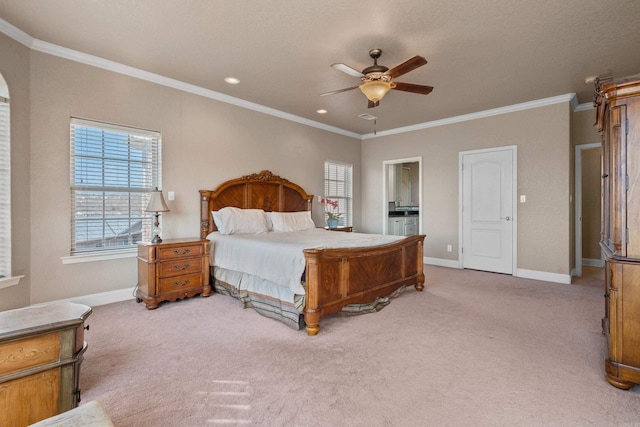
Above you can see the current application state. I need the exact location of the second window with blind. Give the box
[324,161,353,227]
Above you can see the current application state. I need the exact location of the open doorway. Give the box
[382,157,422,236]
[575,143,602,277]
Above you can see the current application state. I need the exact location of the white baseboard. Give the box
[425,258,571,285]
[424,257,462,269]
[582,258,605,268]
[515,269,572,284]
[49,287,136,307]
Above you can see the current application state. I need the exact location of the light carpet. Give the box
[80,265,640,426]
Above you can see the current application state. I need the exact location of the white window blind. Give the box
[70,118,161,254]
[324,161,353,227]
[0,97,10,277]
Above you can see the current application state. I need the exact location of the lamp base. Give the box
[151,234,163,243]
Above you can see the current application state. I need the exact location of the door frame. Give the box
[574,142,602,277]
[382,157,422,234]
[458,145,518,274]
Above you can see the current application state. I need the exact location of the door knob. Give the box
[501,216,510,221]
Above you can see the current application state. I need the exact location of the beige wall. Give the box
[362,103,572,275]
[0,34,31,311]
[572,108,601,146]
[25,51,359,304]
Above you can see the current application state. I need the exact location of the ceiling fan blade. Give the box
[319,86,360,96]
[368,100,379,108]
[386,56,427,79]
[331,63,364,77]
[392,82,434,95]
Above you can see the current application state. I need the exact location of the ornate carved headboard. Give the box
[200,170,314,238]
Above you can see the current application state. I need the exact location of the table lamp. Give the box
[145,188,169,243]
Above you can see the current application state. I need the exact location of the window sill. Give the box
[0,275,25,290]
[61,248,137,264]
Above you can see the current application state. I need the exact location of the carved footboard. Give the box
[303,234,425,336]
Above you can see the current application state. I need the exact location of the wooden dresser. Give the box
[595,75,640,389]
[0,302,91,426]
[136,237,211,309]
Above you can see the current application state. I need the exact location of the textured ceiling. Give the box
[1,0,639,135]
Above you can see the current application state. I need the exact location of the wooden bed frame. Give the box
[200,170,425,335]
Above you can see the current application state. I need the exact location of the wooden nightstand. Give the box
[136,237,211,309]
[324,226,353,232]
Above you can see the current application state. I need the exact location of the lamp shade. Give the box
[359,80,392,102]
[145,188,169,212]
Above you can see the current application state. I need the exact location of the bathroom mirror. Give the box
[388,162,418,207]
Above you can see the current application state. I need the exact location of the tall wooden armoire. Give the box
[594,74,640,389]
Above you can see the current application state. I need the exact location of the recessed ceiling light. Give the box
[224,77,240,85]
[317,109,327,114]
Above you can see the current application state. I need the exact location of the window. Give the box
[0,79,9,278]
[70,118,161,255]
[324,161,353,227]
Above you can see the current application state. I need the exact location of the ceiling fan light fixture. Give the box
[359,80,392,102]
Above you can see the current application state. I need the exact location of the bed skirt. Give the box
[211,266,405,331]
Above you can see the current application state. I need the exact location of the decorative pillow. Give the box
[268,211,316,232]
[213,207,270,235]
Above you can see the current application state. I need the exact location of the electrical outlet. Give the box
[447,244,452,252]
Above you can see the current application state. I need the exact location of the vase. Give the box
[327,219,339,229]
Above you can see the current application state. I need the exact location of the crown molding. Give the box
[0,17,34,48]
[30,39,362,140]
[362,93,577,139]
[574,102,595,112]
[0,17,588,142]
[0,18,361,140]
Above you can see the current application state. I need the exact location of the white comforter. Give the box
[207,229,404,295]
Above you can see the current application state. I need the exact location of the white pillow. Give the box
[268,211,316,232]
[212,211,223,230]
[213,207,270,235]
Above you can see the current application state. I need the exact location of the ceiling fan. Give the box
[320,48,434,108]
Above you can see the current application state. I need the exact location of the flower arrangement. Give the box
[321,198,342,220]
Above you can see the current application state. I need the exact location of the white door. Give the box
[462,148,515,274]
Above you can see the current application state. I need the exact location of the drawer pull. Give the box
[173,248,191,255]
[172,264,191,271]
[173,279,191,287]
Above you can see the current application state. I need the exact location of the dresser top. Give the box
[0,301,92,341]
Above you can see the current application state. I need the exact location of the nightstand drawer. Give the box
[157,244,203,261]
[158,273,203,293]
[158,258,202,278]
